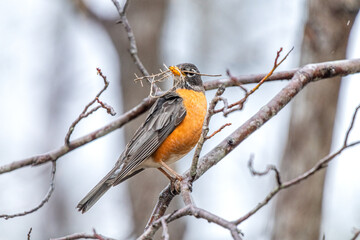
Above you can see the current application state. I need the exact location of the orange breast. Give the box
[152,89,207,163]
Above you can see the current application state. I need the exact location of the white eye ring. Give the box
[186,69,196,77]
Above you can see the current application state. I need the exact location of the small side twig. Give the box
[112,0,157,95]
[27,227,32,240]
[248,155,282,186]
[344,105,360,146]
[190,85,226,179]
[65,68,115,145]
[233,104,360,225]
[206,123,232,140]
[226,69,248,94]
[0,161,56,219]
[96,97,116,116]
[214,47,294,116]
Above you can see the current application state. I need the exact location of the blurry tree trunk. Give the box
[80,1,186,238]
[272,1,359,239]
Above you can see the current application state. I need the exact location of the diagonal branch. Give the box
[0,97,155,174]
[233,104,360,225]
[194,59,360,180]
[145,58,360,230]
[1,59,360,175]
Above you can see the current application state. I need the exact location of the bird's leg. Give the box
[157,161,183,194]
[158,160,183,181]
[157,167,175,181]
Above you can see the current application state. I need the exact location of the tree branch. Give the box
[0,161,56,219]
[194,58,360,180]
[0,59,359,176]
[0,97,155,174]
[112,0,149,77]
[233,104,360,225]
[140,205,243,240]
[6,58,358,239]
[351,228,360,240]
[50,228,116,240]
[65,67,115,145]
[144,58,360,233]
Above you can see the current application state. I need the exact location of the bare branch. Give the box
[351,227,360,240]
[2,59,359,175]
[145,186,175,229]
[160,218,169,240]
[203,58,360,91]
[0,161,56,219]
[145,59,360,236]
[140,205,243,240]
[0,97,155,175]
[214,47,293,116]
[233,104,360,225]
[205,123,232,140]
[194,59,360,181]
[65,68,115,145]
[344,105,360,146]
[226,69,248,94]
[111,0,149,77]
[248,155,282,186]
[27,227,32,240]
[96,97,116,116]
[179,178,195,206]
[50,228,116,240]
[190,85,226,179]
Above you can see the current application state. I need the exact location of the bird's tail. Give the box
[77,166,144,213]
[77,178,112,213]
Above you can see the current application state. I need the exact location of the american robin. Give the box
[77,63,207,213]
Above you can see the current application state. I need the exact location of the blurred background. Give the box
[0,0,360,239]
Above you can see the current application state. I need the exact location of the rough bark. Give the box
[272,1,359,239]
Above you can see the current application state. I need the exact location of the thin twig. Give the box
[226,69,248,94]
[0,161,56,219]
[344,105,360,146]
[248,155,282,186]
[111,0,149,77]
[96,97,116,116]
[351,228,360,240]
[27,227,32,240]
[233,104,360,225]
[206,123,232,140]
[65,68,115,145]
[190,85,226,179]
[214,47,293,116]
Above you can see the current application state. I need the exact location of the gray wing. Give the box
[111,91,186,185]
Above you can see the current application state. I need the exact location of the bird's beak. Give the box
[169,66,183,76]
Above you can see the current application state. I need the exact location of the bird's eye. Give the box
[186,69,196,77]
